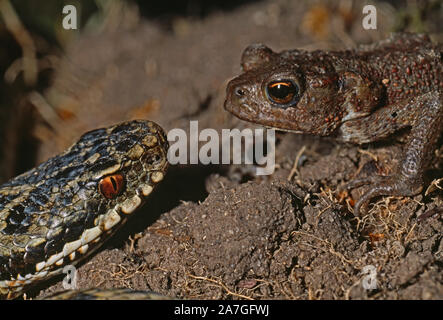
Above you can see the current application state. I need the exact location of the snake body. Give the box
[0,120,169,299]
[44,288,171,300]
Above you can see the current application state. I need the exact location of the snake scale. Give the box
[0,120,169,299]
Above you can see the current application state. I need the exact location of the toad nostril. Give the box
[235,87,246,97]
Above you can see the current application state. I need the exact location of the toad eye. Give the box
[99,174,125,199]
[266,80,299,105]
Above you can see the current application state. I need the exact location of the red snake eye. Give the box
[99,174,125,199]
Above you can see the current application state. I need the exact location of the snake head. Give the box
[0,120,169,299]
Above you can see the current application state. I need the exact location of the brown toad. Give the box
[224,33,442,215]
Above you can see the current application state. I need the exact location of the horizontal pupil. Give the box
[269,83,292,99]
[266,80,299,106]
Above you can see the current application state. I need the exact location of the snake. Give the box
[44,288,171,300]
[0,120,169,299]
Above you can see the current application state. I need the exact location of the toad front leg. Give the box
[341,91,443,215]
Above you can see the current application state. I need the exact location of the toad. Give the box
[224,33,442,215]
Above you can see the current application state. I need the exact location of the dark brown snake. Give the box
[0,120,169,299]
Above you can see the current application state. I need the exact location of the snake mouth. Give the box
[0,193,147,297]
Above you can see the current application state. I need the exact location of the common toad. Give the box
[224,33,442,215]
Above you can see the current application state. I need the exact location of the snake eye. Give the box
[99,174,125,199]
[266,80,299,105]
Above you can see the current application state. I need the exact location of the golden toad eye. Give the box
[99,174,125,199]
[266,80,299,105]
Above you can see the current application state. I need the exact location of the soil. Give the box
[4,0,442,299]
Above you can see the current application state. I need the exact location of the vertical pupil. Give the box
[99,174,124,199]
[110,176,117,191]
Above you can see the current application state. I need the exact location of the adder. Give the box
[0,120,169,299]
